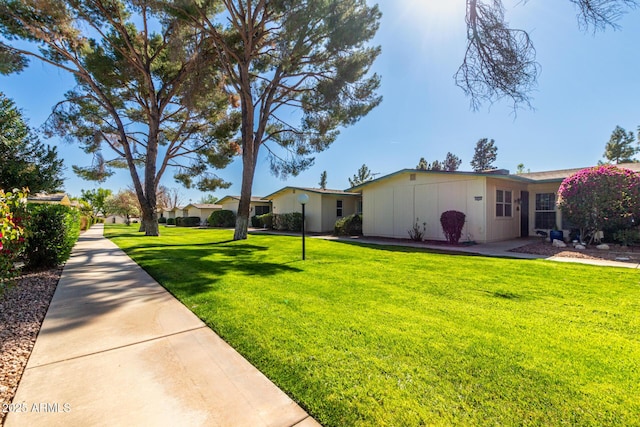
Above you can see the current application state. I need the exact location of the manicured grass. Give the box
[105,225,640,426]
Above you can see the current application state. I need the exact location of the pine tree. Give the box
[603,126,638,164]
[470,138,498,172]
[319,171,328,190]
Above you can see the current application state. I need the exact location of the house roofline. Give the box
[347,169,535,192]
[264,186,360,199]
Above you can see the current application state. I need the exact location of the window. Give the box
[255,205,270,216]
[535,193,556,229]
[357,200,363,214]
[336,200,343,217]
[496,189,512,217]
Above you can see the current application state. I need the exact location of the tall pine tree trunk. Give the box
[233,144,256,240]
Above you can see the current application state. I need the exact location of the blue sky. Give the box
[2,0,639,203]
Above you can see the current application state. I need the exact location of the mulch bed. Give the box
[0,268,61,424]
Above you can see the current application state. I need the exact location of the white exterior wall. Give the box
[219,199,240,214]
[319,195,359,233]
[271,190,323,232]
[362,173,489,242]
[485,178,528,242]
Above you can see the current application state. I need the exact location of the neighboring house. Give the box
[265,187,361,233]
[182,203,222,224]
[27,192,71,206]
[348,163,640,243]
[105,214,130,224]
[165,206,184,220]
[218,195,272,217]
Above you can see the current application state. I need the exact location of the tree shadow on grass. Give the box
[125,243,302,297]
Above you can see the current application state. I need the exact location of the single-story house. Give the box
[265,187,361,233]
[27,192,71,206]
[162,206,184,220]
[218,195,272,217]
[182,203,222,224]
[348,163,640,243]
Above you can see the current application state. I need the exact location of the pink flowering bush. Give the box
[0,188,29,287]
[557,165,640,243]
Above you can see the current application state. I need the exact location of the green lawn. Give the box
[105,225,640,426]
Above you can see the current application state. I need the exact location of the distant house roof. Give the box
[218,195,270,204]
[264,187,361,199]
[183,203,222,210]
[519,162,640,183]
[27,193,71,206]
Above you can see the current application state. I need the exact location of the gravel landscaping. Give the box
[510,240,640,263]
[0,268,61,424]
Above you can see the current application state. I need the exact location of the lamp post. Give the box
[297,193,309,260]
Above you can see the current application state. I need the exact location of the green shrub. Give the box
[166,217,176,225]
[25,203,81,269]
[207,210,236,227]
[251,215,261,228]
[177,216,201,227]
[158,216,167,224]
[334,213,363,236]
[257,213,273,229]
[613,228,640,246]
[274,212,303,231]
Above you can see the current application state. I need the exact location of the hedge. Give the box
[176,216,201,227]
[207,210,236,227]
[334,213,363,236]
[25,203,81,269]
[274,212,303,231]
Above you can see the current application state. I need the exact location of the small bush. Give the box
[158,216,167,224]
[335,213,363,236]
[1,188,28,287]
[440,210,466,244]
[614,228,640,246]
[408,218,426,241]
[207,210,236,227]
[251,215,261,228]
[177,216,201,227]
[274,212,303,231]
[257,213,273,229]
[166,217,176,225]
[25,204,81,269]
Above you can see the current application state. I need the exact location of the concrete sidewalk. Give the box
[6,225,320,427]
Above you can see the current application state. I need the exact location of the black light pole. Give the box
[298,194,309,260]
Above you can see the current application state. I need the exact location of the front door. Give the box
[520,191,529,237]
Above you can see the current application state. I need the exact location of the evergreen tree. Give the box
[470,138,498,172]
[349,164,374,187]
[603,125,638,164]
[430,160,443,171]
[0,1,240,236]
[416,158,429,170]
[443,152,462,172]
[0,93,64,192]
[177,1,382,240]
[319,171,328,190]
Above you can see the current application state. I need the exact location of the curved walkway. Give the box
[6,224,320,427]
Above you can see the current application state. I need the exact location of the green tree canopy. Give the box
[0,0,240,236]
[105,189,140,223]
[0,93,64,192]
[80,187,112,215]
[176,0,382,240]
[470,138,498,172]
[349,164,374,187]
[603,125,638,164]
[443,152,462,172]
[319,171,328,190]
